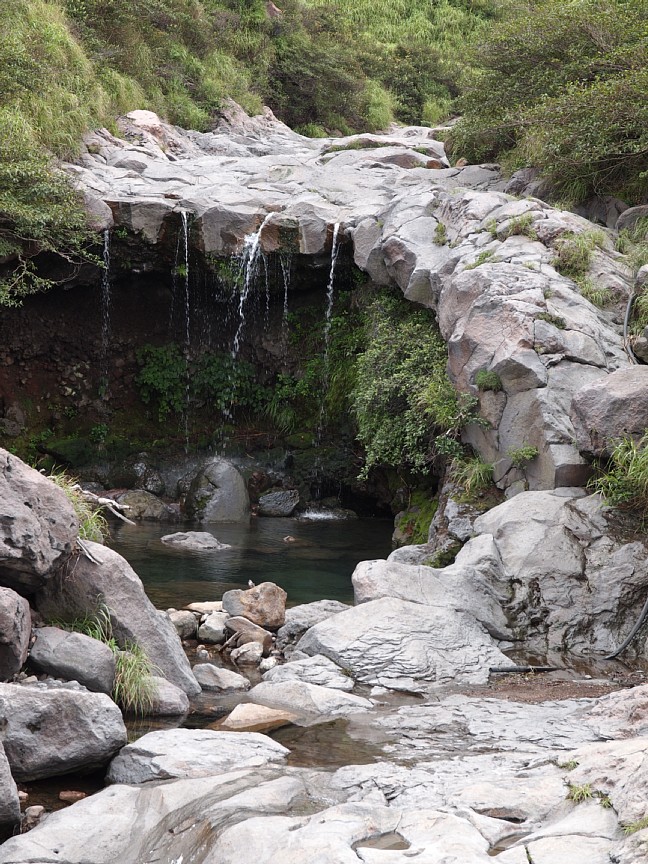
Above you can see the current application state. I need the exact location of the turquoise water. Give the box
[108,517,393,609]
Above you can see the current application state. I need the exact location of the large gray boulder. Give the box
[34,543,200,696]
[106,728,288,783]
[258,489,300,517]
[248,680,371,719]
[0,682,126,781]
[0,449,78,593]
[0,587,30,681]
[0,742,19,832]
[262,654,354,692]
[296,597,509,693]
[571,366,648,456]
[146,676,190,716]
[29,626,116,693]
[184,458,249,522]
[161,531,231,550]
[222,582,287,630]
[276,600,350,648]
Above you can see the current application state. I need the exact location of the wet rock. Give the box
[185,600,223,614]
[0,449,78,593]
[110,489,177,521]
[0,742,19,832]
[0,682,126,781]
[297,596,509,693]
[584,683,648,740]
[29,626,115,694]
[193,664,250,692]
[185,458,249,522]
[231,642,263,666]
[35,543,200,696]
[218,703,297,733]
[263,654,354,691]
[20,805,47,833]
[198,611,230,643]
[248,680,372,719]
[166,609,198,640]
[59,791,86,804]
[106,728,288,783]
[161,531,231,551]
[147,676,190,716]
[222,582,287,629]
[571,366,648,456]
[0,587,30,681]
[258,489,300,516]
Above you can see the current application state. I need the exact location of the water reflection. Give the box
[108,516,393,609]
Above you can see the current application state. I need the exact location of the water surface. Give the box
[108,517,393,609]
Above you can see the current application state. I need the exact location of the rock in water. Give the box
[161,531,232,550]
[222,582,287,630]
[258,489,300,517]
[184,459,249,522]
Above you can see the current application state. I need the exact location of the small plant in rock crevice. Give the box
[536,311,566,330]
[500,212,538,241]
[475,369,502,392]
[464,249,495,270]
[433,221,448,245]
[623,814,648,835]
[507,444,539,469]
[551,230,605,282]
[589,433,648,516]
[47,470,108,542]
[450,454,494,495]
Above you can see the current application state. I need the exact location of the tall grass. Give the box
[589,434,648,516]
[47,470,108,542]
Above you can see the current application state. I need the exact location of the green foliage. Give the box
[507,444,538,469]
[452,0,648,203]
[451,454,494,495]
[395,492,438,545]
[589,434,648,516]
[136,344,187,420]
[566,783,611,808]
[623,815,648,835]
[464,250,494,270]
[501,213,537,241]
[558,760,579,772]
[551,231,604,282]
[352,290,476,475]
[433,222,448,246]
[475,369,502,392]
[48,470,108,541]
[536,312,566,330]
[51,603,156,715]
[577,279,612,308]
[617,218,648,277]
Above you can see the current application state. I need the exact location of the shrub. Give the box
[507,444,538,469]
[451,455,494,495]
[589,434,648,515]
[551,230,604,282]
[577,278,611,308]
[475,369,502,392]
[433,222,448,246]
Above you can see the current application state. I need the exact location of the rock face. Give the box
[106,728,288,783]
[0,449,78,593]
[571,366,648,456]
[0,742,19,831]
[161,531,231,550]
[184,459,249,522]
[0,587,30,681]
[222,582,287,629]
[258,489,300,517]
[34,542,200,696]
[0,682,127,781]
[297,596,509,693]
[29,626,116,694]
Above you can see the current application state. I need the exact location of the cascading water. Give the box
[280,253,292,356]
[231,213,273,360]
[180,211,191,452]
[99,229,112,395]
[313,223,342,498]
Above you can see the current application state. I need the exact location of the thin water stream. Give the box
[99,229,112,390]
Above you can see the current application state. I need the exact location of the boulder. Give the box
[29,626,116,694]
[166,609,198,640]
[262,654,354,691]
[106,728,288,783]
[185,600,223,614]
[0,587,30,681]
[0,682,126,781]
[218,703,297,733]
[571,366,648,456]
[184,459,249,522]
[161,531,231,551]
[146,676,190,716]
[0,742,19,832]
[247,680,372,719]
[198,610,230,643]
[616,204,648,233]
[296,597,509,693]
[111,490,176,521]
[193,664,250,692]
[222,582,287,629]
[225,616,274,655]
[231,642,263,666]
[0,449,78,593]
[276,600,350,648]
[258,489,300,517]
[34,543,200,696]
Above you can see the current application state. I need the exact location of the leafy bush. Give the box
[507,444,538,469]
[475,369,501,392]
[451,0,648,203]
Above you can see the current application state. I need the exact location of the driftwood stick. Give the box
[72,485,137,526]
[77,538,102,564]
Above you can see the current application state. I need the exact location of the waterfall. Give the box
[280,253,292,355]
[231,213,272,360]
[180,211,191,452]
[100,229,112,395]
